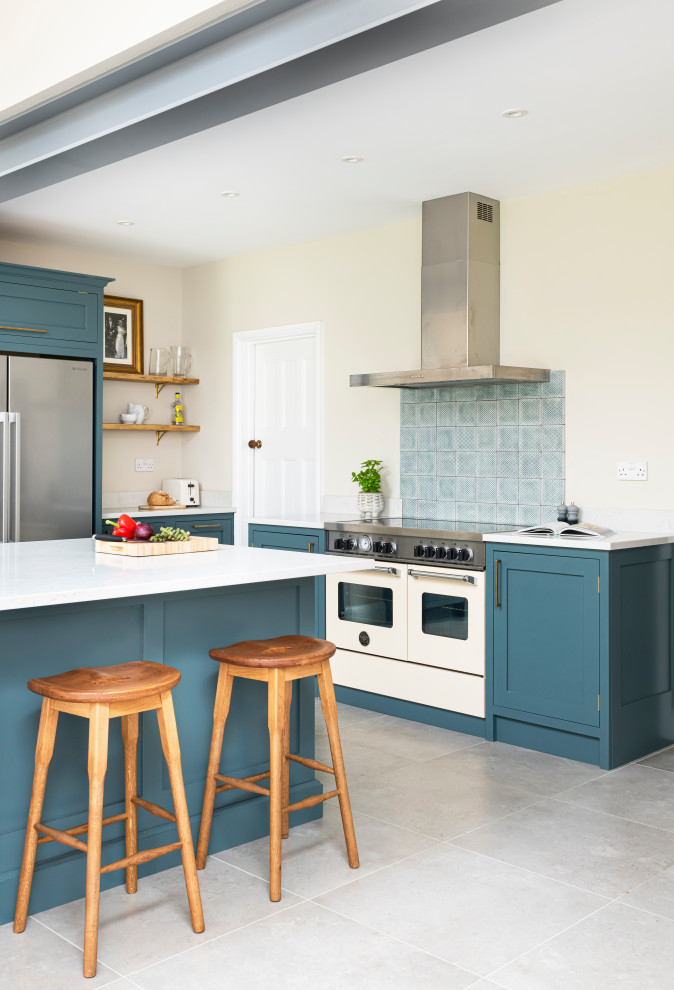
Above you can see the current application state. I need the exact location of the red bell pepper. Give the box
[105,515,137,539]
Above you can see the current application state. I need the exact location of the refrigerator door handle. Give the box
[9,412,20,542]
[1,412,8,542]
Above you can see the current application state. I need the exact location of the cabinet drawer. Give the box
[102,514,234,545]
[0,281,99,345]
[249,527,324,553]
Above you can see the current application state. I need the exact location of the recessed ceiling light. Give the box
[117,220,135,226]
[220,190,240,198]
[502,108,528,119]
[341,156,364,164]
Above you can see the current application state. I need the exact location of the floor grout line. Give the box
[548,794,674,835]
[30,913,128,984]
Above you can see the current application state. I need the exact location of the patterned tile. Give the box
[541,479,565,505]
[519,398,542,425]
[436,501,456,522]
[400,452,417,475]
[540,370,565,397]
[474,383,499,400]
[497,478,519,504]
[496,503,519,525]
[401,403,418,427]
[477,402,498,426]
[455,477,476,502]
[498,451,519,477]
[418,452,436,475]
[456,451,477,476]
[477,452,497,477]
[497,399,519,425]
[519,452,541,479]
[519,425,541,451]
[456,427,476,451]
[496,383,519,398]
[400,476,418,499]
[476,478,498,502]
[454,385,475,400]
[418,476,437,501]
[540,505,558,521]
[476,427,497,451]
[519,479,542,504]
[437,387,457,402]
[417,501,437,519]
[497,427,518,451]
[518,382,542,397]
[541,397,564,424]
[518,504,540,526]
[437,476,457,500]
[477,503,497,523]
[437,428,456,451]
[437,403,456,427]
[417,427,437,451]
[402,499,418,518]
[418,402,437,427]
[541,425,564,451]
[541,451,565,478]
[455,502,477,522]
[457,402,477,426]
[400,388,417,403]
[437,451,457,476]
[400,428,417,451]
[420,388,438,401]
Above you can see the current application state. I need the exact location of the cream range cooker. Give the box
[325,519,514,718]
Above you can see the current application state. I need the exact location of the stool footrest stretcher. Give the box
[285,789,340,814]
[100,841,183,875]
[287,753,335,775]
[36,813,128,847]
[131,796,176,823]
[214,771,271,796]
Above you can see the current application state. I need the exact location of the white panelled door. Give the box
[251,333,319,517]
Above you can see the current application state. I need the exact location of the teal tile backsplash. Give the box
[399,371,565,525]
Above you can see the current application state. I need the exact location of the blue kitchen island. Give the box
[0,539,372,924]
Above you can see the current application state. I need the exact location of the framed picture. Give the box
[103,296,144,375]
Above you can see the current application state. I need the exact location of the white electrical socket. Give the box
[135,458,154,472]
[617,461,647,481]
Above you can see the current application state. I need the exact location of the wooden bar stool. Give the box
[197,635,359,901]
[14,661,204,979]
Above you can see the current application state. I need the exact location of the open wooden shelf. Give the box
[103,423,200,445]
[103,372,199,397]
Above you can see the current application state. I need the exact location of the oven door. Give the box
[407,567,485,674]
[325,563,408,660]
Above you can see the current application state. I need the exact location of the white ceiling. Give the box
[1,0,673,268]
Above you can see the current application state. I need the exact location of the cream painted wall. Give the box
[182,219,421,499]
[500,163,674,511]
[0,239,184,494]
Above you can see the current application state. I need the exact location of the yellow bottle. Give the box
[171,392,185,426]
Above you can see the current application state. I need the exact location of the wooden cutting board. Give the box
[137,504,187,510]
[95,537,219,557]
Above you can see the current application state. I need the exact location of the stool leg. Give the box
[316,661,359,869]
[121,713,139,894]
[157,691,205,934]
[14,698,59,933]
[196,664,233,869]
[281,680,293,840]
[84,703,110,979]
[268,668,285,901]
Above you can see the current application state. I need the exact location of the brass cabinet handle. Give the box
[192,523,220,529]
[308,542,314,553]
[0,325,46,333]
[495,559,501,607]
[248,439,262,449]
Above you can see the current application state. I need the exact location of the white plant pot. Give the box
[357,491,384,520]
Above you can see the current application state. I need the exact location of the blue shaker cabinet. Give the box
[102,513,235,545]
[486,541,674,769]
[248,525,326,637]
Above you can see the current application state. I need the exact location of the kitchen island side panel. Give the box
[0,577,320,924]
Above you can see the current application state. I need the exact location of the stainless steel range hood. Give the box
[350,192,549,389]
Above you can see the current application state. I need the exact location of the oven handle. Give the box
[408,568,476,585]
[373,565,398,575]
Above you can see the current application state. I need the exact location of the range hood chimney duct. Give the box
[350,192,549,389]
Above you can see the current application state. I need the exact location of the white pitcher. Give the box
[127,402,150,424]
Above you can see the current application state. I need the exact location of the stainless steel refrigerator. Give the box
[1,353,94,541]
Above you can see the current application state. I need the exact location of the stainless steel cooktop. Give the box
[332,518,515,539]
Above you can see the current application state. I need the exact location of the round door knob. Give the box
[248,440,262,449]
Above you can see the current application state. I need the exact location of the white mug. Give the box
[127,402,150,424]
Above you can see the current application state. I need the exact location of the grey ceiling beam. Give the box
[0,0,561,204]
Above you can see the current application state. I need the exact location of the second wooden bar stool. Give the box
[14,662,204,978]
[197,635,359,901]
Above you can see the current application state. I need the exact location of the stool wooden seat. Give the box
[14,661,204,979]
[197,635,359,901]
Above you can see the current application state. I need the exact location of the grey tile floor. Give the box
[5,701,674,988]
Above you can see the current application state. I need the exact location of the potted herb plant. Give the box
[351,459,384,520]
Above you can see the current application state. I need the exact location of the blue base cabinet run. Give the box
[486,542,674,769]
[103,513,234,544]
[249,525,326,637]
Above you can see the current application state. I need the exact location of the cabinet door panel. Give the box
[0,281,98,344]
[493,551,600,726]
[249,527,324,553]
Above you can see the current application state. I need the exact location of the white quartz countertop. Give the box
[483,531,674,551]
[248,513,350,529]
[0,539,373,611]
[103,506,236,520]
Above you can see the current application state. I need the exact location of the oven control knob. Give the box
[424,545,435,559]
[345,538,357,552]
[456,547,474,562]
[383,541,397,555]
[413,544,424,557]
[448,546,460,560]
[333,538,345,550]
[373,540,384,554]
[434,546,447,559]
